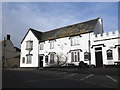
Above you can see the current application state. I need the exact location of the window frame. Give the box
[84,52,89,61]
[40,42,44,50]
[71,50,80,62]
[50,40,55,49]
[49,52,56,64]
[71,36,80,46]
[26,40,33,50]
[26,54,32,64]
[106,49,113,60]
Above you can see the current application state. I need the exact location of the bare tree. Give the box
[55,53,68,66]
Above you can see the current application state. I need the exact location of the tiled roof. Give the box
[30,28,42,40]
[28,18,99,42]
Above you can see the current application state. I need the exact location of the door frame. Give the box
[95,47,103,67]
[39,54,44,67]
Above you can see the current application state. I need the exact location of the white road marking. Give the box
[65,73,78,78]
[80,74,94,80]
[55,72,67,76]
[106,75,118,82]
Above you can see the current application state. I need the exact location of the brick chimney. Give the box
[7,34,10,40]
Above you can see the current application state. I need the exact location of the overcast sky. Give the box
[2,2,118,48]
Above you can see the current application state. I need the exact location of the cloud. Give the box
[2,2,118,47]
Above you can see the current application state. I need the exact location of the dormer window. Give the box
[26,40,33,50]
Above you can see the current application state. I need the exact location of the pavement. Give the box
[3,66,120,76]
[42,66,120,76]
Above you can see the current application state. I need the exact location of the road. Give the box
[2,69,118,88]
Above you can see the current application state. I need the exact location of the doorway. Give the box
[95,47,103,67]
[39,56,43,67]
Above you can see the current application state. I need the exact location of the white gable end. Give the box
[20,30,39,67]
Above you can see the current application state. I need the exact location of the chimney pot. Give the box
[7,34,10,40]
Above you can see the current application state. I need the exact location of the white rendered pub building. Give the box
[20,18,120,68]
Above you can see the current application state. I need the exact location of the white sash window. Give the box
[71,36,80,46]
[40,42,44,50]
[26,54,32,64]
[26,40,33,50]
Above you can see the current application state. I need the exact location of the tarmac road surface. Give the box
[2,69,119,89]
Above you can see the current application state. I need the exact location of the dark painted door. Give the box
[39,56,43,67]
[95,47,103,67]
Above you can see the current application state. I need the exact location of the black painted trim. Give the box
[26,54,33,56]
[114,44,120,48]
[69,34,82,39]
[69,49,82,53]
[48,52,56,55]
[39,54,45,56]
[48,39,56,42]
[91,44,105,48]
[39,41,45,43]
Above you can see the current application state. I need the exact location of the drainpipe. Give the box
[88,33,91,67]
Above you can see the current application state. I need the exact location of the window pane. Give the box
[71,36,79,46]
[84,52,89,61]
[45,56,48,63]
[77,51,80,62]
[50,41,54,49]
[107,50,113,60]
[40,43,44,50]
[26,41,33,50]
[75,54,77,62]
[71,52,74,62]
[22,57,25,63]
[26,55,32,64]
[50,54,54,63]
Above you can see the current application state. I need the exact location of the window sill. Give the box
[71,44,80,46]
[71,61,79,62]
[26,48,33,50]
[84,60,89,61]
[107,58,113,60]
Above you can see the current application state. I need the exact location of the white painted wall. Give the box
[39,30,120,67]
[20,30,39,67]
[20,18,120,67]
[91,31,120,65]
[39,33,93,67]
